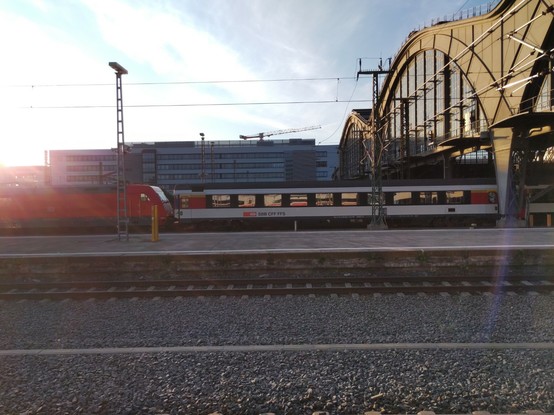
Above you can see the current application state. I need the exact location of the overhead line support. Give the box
[357,59,391,229]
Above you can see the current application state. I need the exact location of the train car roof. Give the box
[172,178,497,192]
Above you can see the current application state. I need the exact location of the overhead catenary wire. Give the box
[19,99,371,110]
[2,76,358,89]
[6,2,539,146]
[6,75,370,117]
[318,78,361,144]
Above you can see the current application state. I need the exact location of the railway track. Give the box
[0,275,552,301]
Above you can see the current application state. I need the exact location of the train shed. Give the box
[338,0,554,227]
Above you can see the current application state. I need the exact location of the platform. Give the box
[1,228,554,256]
[0,229,553,281]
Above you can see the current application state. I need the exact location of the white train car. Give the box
[173,178,499,230]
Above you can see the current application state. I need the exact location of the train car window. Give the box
[316,193,333,206]
[367,193,382,206]
[357,193,368,206]
[140,193,150,202]
[341,193,358,206]
[238,194,255,208]
[367,193,375,205]
[416,191,438,204]
[179,195,190,208]
[212,194,231,208]
[393,192,412,205]
[264,194,282,207]
[290,193,307,207]
[446,191,464,204]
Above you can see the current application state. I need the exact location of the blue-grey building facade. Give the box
[49,139,338,190]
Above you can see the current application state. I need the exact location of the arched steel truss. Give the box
[340,0,554,226]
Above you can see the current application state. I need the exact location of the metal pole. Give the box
[109,62,129,240]
[357,61,390,229]
[151,205,159,242]
[200,133,205,183]
[211,142,215,183]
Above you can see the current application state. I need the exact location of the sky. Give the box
[0,0,495,166]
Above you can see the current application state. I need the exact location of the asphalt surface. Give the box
[1,228,553,256]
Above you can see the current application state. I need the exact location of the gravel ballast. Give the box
[0,293,552,414]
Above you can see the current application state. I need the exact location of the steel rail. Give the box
[0,276,551,301]
[0,273,551,289]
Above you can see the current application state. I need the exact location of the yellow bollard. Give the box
[151,205,159,242]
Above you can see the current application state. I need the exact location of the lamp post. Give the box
[200,132,205,183]
[109,62,129,240]
[210,142,215,183]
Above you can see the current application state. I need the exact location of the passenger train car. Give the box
[173,178,500,230]
[0,184,174,233]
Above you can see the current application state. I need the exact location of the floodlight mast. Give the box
[109,61,129,240]
[109,62,128,75]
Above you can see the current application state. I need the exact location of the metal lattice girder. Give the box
[109,62,129,240]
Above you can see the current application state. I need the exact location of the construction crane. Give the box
[239,125,321,141]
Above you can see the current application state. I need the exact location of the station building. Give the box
[48,139,338,190]
[7,0,553,228]
[338,0,554,226]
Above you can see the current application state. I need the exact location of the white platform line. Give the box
[1,244,554,258]
[0,342,552,356]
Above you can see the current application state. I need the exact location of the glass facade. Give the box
[385,50,484,159]
[137,140,337,189]
[48,140,338,187]
[340,122,368,180]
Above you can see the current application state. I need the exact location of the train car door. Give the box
[176,192,206,221]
